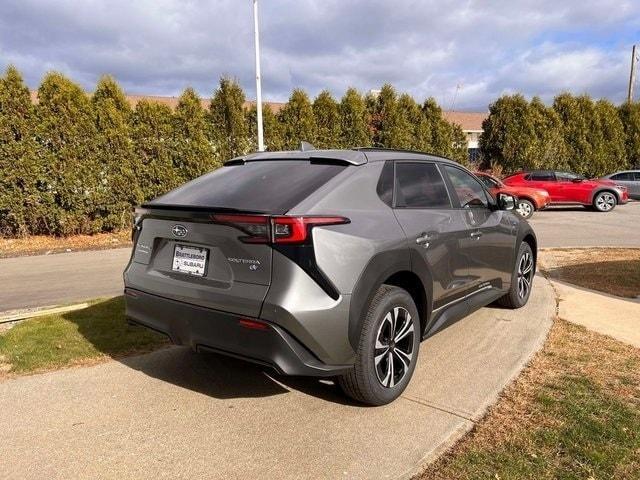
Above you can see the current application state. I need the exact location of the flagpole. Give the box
[253,0,265,151]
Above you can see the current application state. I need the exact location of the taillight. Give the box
[211,214,270,243]
[272,216,349,244]
[211,214,349,245]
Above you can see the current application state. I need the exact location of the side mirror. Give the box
[497,192,516,211]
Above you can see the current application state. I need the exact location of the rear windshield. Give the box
[147,160,347,213]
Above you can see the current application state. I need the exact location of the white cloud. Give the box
[0,0,638,109]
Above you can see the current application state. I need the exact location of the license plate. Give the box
[172,244,208,277]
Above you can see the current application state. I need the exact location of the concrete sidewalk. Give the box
[538,250,640,349]
[0,275,555,480]
[548,279,640,348]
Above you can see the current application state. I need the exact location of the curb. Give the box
[400,274,557,480]
[0,303,90,324]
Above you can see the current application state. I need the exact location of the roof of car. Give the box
[227,147,460,166]
[605,170,640,175]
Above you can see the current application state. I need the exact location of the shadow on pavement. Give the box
[65,298,356,404]
[118,345,357,405]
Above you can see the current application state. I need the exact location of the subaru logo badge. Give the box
[172,225,188,237]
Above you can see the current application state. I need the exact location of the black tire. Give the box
[496,242,534,309]
[592,191,617,212]
[338,285,420,406]
[516,199,535,219]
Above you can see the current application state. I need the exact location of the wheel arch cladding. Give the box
[591,187,619,204]
[348,250,431,350]
[521,232,537,266]
[383,270,429,338]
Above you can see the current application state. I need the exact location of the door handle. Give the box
[416,232,433,247]
[470,231,483,239]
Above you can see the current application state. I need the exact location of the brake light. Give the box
[211,214,349,245]
[272,216,349,244]
[211,214,270,243]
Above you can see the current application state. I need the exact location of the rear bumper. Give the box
[124,288,352,377]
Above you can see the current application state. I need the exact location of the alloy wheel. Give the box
[596,193,616,211]
[517,251,534,299]
[374,307,415,388]
[517,201,533,218]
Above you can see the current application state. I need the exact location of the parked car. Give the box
[124,148,537,406]
[503,170,629,212]
[600,170,640,200]
[474,172,550,219]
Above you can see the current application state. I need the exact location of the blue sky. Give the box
[1,0,639,111]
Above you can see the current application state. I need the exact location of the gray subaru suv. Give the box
[124,148,536,405]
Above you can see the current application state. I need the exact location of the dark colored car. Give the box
[503,170,629,212]
[600,170,640,200]
[475,171,550,219]
[124,148,537,405]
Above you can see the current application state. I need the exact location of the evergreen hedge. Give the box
[480,93,633,177]
[2,65,639,238]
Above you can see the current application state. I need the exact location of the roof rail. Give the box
[353,147,454,161]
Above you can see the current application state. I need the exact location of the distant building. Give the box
[441,111,488,163]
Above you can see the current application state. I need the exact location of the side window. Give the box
[442,165,488,208]
[529,172,555,181]
[556,171,583,182]
[376,160,394,206]
[612,172,632,181]
[394,162,451,208]
[478,175,499,189]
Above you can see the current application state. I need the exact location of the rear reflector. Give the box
[211,214,349,245]
[238,318,270,331]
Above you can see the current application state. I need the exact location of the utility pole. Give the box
[253,0,265,151]
[628,44,637,103]
[450,83,462,111]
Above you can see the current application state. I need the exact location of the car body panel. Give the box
[124,148,535,376]
[601,171,640,199]
[475,172,550,209]
[504,171,629,205]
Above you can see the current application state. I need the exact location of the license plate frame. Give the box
[172,244,209,277]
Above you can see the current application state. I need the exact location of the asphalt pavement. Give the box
[0,275,555,480]
[529,200,640,248]
[1,201,637,314]
[0,248,131,313]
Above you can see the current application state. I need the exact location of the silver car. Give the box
[124,148,537,405]
[601,170,640,200]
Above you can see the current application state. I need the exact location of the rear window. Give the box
[148,160,346,213]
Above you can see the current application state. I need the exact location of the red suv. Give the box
[503,170,629,212]
[475,172,550,219]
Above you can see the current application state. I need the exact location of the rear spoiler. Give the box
[225,149,368,166]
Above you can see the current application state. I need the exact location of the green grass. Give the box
[445,378,639,479]
[421,320,640,480]
[0,296,168,375]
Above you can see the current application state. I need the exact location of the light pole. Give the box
[253,0,265,151]
[628,45,638,103]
